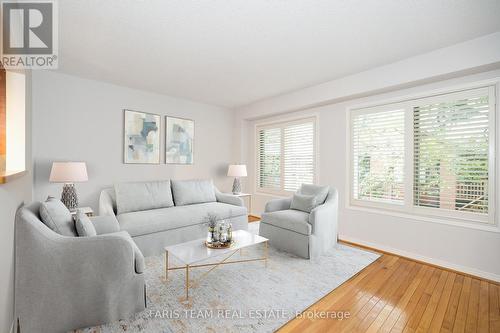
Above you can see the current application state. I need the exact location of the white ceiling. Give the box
[58,0,500,108]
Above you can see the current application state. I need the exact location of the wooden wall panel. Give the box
[0,65,6,171]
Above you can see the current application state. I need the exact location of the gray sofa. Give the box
[259,186,338,259]
[99,179,248,256]
[15,202,146,333]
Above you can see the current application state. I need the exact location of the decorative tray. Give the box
[205,240,234,249]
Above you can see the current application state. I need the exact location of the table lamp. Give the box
[49,162,88,210]
[227,164,247,194]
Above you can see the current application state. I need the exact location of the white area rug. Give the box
[79,223,379,333]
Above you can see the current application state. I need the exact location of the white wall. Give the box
[6,72,26,171]
[236,32,500,120]
[32,71,236,211]
[236,67,500,281]
[0,71,32,333]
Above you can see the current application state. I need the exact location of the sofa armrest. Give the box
[215,190,244,206]
[99,189,116,217]
[16,230,142,297]
[265,197,292,213]
[90,215,120,235]
[105,231,145,274]
[309,190,338,236]
[65,231,143,275]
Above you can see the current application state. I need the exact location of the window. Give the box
[413,94,490,215]
[0,67,26,184]
[257,117,316,194]
[352,108,405,204]
[349,86,496,225]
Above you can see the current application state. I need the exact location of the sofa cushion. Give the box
[115,180,174,214]
[261,209,312,236]
[75,210,97,237]
[171,179,216,206]
[290,193,317,213]
[39,197,77,236]
[117,202,247,237]
[299,184,330,205]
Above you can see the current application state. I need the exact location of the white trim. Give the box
[346,204,500,233]
[339,234,500,282]
[255,115,319,196]
[347,77,500,112]
[489,85,497,225]
[346,79,499,230]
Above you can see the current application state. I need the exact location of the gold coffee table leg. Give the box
[264,241,268,267]
[185,265,190,300]
[165,250,169,280]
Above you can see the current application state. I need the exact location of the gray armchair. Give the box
[259,188,338,259]
[15,202,146,333]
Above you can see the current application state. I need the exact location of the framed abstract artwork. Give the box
[165,116,194,164]
[123,109,161,164]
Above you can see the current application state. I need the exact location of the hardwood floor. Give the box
[277,252,500,333]
[248,215,260,223]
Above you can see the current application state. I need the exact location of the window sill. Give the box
[346,204,500,233]
[0,170,27,184]
[255,190,291,198]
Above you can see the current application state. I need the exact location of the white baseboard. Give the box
[338,234,500,283]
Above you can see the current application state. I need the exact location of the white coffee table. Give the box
[164,230,269,300]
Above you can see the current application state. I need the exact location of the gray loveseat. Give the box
[99,179,248,256]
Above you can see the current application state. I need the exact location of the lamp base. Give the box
[232,178,242,194]
[61,183,78,210]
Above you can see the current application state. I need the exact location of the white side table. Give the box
[227,193,252,216]
[70,207,94,218]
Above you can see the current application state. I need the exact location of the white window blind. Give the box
[352,109,405,204]
[413,94,490,214]
[284,122,315,191]
[258,127,281,190]
[257,118,316,193]
[349,85,495,226]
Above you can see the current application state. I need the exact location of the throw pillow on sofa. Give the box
[115,180,174,214]
[290,193,317,213]
[171,179,217,206]
[39,196,77,236]
[75,210,97,237]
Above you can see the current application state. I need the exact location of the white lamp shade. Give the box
[49,162,89,183]
[227,164,247,177]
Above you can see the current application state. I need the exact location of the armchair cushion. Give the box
[39,197,77,237]
[290,193,317,213]
[261,209,311,236]
[299,184,330,205]
[75,210,97,237]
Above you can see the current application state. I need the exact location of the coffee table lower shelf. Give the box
[165,241,269,301]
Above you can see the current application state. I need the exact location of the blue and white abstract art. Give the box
[124,110,161,164]
[166,116,194,164]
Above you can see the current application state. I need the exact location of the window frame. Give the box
[347,80,498,230]
[255,116,318,196]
